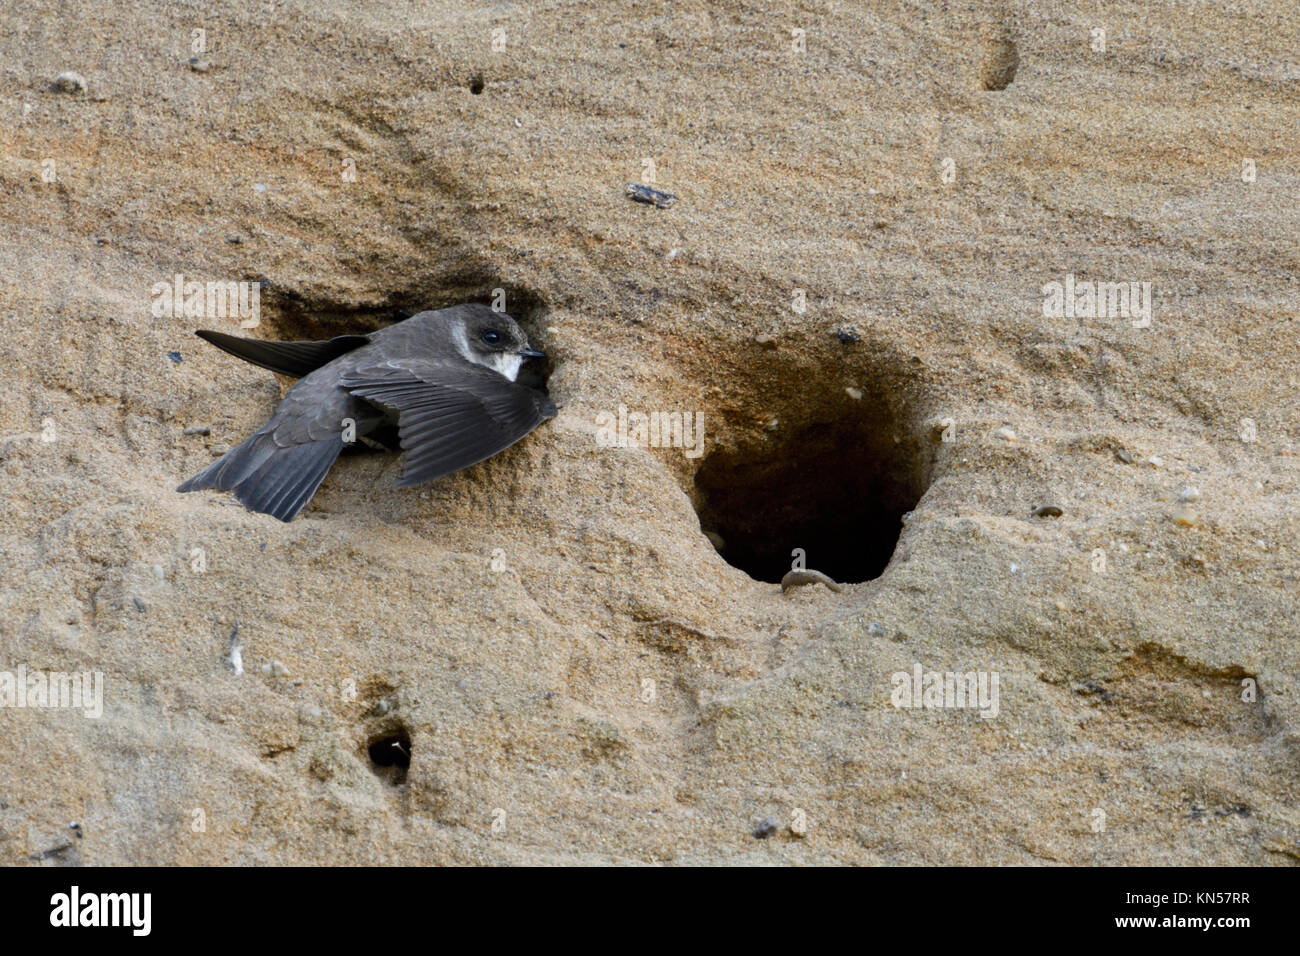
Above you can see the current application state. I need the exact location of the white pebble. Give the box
[53,72,87,94]
[845,386,863,400]
[995,427,1016,442]
[1178,486,1201,503]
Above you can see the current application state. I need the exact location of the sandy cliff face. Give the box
[0,0,1296,864]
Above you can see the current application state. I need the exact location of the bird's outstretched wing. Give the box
[341,360,556,488]
[194,329,373,378]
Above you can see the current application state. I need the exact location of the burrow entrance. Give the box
[366,725,412,786]
[692,361,930,585]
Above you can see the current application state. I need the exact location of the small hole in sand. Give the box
[980,38,1019,91]
[367,726,412,785]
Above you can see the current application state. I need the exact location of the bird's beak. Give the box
[518,347,547,360]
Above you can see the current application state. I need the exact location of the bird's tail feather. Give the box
[178,434,345,522]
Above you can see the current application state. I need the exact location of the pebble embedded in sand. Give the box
[781,568,843,593]
[1178,485,1201,503]
[53,72,87,94]
[995,427,1017,443]
[624,182,676,208]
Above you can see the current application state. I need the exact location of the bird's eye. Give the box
[481,329,502,345]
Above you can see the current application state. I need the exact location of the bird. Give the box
[177,304,556,522]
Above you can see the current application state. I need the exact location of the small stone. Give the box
[1171,506,1199,528]
[624,182,676,208]
[754,333,777,349]
[764,418,779,432]
[665,248,681,260]
[833,325,861,344]
[167,351,183,364]
[152,565,165,582]
[1032,504,1063,517]
[262,659,290,677]
[1148,455,1164,467]
[53,72,87,95]
[1178,485,1201,503]
[995,427,1017,443]
[188,58,211,73]
[752,817,779,839]
[845,386,863,400]
[867,621,885,636]
[1115,448,1133,464]
[183,425,211,436]
[132,597,146,612]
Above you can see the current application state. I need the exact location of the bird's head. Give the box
[452,305,546,382]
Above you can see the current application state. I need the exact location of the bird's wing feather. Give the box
[340,359,555,488]
[195,329,373,378]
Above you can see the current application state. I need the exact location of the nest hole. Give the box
[694,391,927,585]
[366,726,412,785]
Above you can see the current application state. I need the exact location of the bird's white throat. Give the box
[484,352,523,382]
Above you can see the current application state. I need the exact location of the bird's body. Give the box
[178,304,555,521]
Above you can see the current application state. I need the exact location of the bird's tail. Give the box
[177,432,345,522]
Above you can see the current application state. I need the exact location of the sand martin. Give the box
[178,304,555,521]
